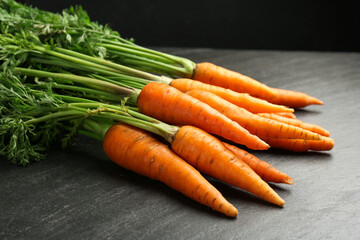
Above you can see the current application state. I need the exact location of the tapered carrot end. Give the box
[322,129,331,137]
[278,200,285,207]
[257,140,270,150]
[283,177,294,185]
[317,136,335,151]
[225,205,238,218]
[309,96,324,105]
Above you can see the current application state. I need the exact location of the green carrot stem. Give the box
[14,67,138,98]
[29,55,151,87]
[106,49,185,76]
[100,39,195,75]
[78,118,112,141]
[88,74,147,90]
[24,110,84,125]
[54,94,95,103]
[101,43,176,64]
[32,45,133,76]
[40,83,122,103]
[67,102,179,142]
[54,47,170,82]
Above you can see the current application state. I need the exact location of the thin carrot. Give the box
[258,113,330,137]
[223,142,294,185]
[273,112,297,119]
[260,137,335,152]
[186,90,322,141]
[265,88,324,108]
[192,62,278,99]
[138,82,269,150]
[170,78,293,113]
[171,125,285,207]
[103,123,238,217]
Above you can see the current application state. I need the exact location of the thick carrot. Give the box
[265,88,324,108]
[186,90,322,141]
[260,137,335,152]
[192,62,278,99]
[223,142,294,185]
[103,123,238,217]
[171,125,285,207]
[138,82,269,150]
[170,78,293,113]
[258,113,330,137]
[273,112,297,119]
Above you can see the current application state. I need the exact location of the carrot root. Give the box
[258,113,330,137]
[261,136,335,152]
[172,125,285,207]
[138,82,269,150]
[224,142,294,185]
[193,62,278,99]
[186,89,323,141]
[103,123,238,217]
[266,88,324,108]
[170,78,293,113]
[272,112,297,119]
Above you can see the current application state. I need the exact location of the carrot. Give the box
[223,142,294,185]
[192,62,278,99]
[273,112,297,119]
[170,78,293,114]
[171,125,285,207]
[260,137,335,152]
[258,113,330,137]
[265,88,324,108]
[186,90,323,141]
[138,82,269,150]
[103,123,238,217]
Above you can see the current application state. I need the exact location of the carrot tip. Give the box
[283,177,294,185]
[312,98,324,105]
[278,200,285,207]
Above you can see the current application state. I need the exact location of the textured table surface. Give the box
[1,49,360,240]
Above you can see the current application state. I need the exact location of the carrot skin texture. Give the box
[138,82,269,150]
[272,112,297,119]
[224,143,294,185]
[266,88,324,108]
[192,62,278,99]
[258,113,330,137]
[186,90,322,141]
[170,78,293,113]
[171,126,285,207]
[103,124,238,217]
[261,136,335,152]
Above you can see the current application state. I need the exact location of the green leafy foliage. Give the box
[0,0,181,165]
[0,72,64,165]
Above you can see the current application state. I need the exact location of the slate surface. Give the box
[1,49,360,240]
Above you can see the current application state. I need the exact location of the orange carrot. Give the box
[170,78,293,113]
[273,112,297,119]
[171,125,285,207]
[265,88,324,108]
[192,62,323,108]
[186,90,322,141]
[260,137,335,152]
[103,123,238,217]
[138,82,269,150]
[192,62,278,99]
[258,113,330,137]
[223,142,294,184]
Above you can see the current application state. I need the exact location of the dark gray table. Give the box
[1,49,360,239]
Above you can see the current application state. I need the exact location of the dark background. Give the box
[19,0,359,52]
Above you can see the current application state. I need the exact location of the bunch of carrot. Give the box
[0,0,335,218]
